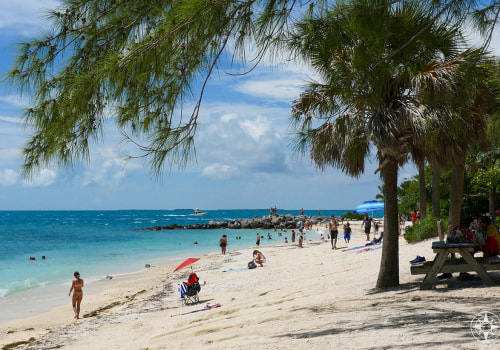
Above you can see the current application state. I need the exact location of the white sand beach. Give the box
[1,222,499,349]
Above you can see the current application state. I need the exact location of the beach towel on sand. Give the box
[344,241,382,252]
[223,267,249,272]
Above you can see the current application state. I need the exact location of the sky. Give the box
[0,1,494,212]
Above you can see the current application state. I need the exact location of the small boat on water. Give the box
[190,208,207,216]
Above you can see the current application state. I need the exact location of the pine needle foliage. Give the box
[5,0,329,178]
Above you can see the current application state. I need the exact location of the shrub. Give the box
[343,211,364,220]
[404,217,447,244]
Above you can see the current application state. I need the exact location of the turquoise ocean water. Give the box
[0,209,348,319]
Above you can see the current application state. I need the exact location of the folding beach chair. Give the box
[183,273,201,305]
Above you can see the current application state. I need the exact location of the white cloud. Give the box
[0,168,17,185]
[196,112,291,179]
[0,115,23,124]
[220,113,237,123]
[239,115,273,142]
[80,147,142,187]
[23,168,56,187]
[234,78,303,101]
[201,163,238,179]
[0,94,29,109]
[0,0,61,36]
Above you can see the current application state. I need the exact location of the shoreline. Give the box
[0,228,325,326]
[2,223,498,349]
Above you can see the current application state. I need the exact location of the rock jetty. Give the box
[139,214,333,231]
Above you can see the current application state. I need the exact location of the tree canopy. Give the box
[6,0,500,178]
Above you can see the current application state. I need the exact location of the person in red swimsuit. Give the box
[69,271,84,319]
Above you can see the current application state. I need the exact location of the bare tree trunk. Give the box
[376,159,399,289]
[431,163,440,218]
[448,155,465,227]
[418,160,427,220]
[489,185,496,217]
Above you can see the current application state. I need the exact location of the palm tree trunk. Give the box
[489,185,496,217]
[448,155,465,227]
[418,160,427,220]
[431,163,440,218]
[376,159,399,289]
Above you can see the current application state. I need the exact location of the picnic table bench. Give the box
[410,241,500,290]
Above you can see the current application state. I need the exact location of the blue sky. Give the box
[1,1,491,211]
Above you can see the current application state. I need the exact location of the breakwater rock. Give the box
[139,214,332,231]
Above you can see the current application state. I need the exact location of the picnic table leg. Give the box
[421,250,449,290]
[458,249,495,285]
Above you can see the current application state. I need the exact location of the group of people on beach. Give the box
[329,216,354,250]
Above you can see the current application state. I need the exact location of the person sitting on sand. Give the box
[69,271,84,319]
[479,216,500,257]
[253,250,266,267]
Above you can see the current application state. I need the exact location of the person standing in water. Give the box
[219,234,228,255]
[69,271,84,319]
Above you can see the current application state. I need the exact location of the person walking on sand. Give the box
[344,223,352,244]
[219,234,227,255]
[361,213,372,241]
[330,216,339,250]
[69,271,84,319]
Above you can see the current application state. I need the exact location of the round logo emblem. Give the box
[471,311,500,342]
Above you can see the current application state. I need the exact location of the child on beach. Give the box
[344,223,351,244]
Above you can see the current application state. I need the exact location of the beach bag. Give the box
[248,261,257,269]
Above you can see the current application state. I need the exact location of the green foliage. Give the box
[343,211,364,220]
[404,217,445,243]
[5,0,330,178]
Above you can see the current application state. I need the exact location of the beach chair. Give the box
[183,273,201,305]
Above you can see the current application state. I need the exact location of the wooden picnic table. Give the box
[411,241,500,290]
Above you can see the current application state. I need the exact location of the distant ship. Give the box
[190,208,207,216]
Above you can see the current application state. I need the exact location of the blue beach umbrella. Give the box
[353,200,385,217]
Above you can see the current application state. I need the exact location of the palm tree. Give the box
[423,57,495,226]
[288,0,491,288]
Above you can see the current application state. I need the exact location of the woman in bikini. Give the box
[69,271,84,319]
